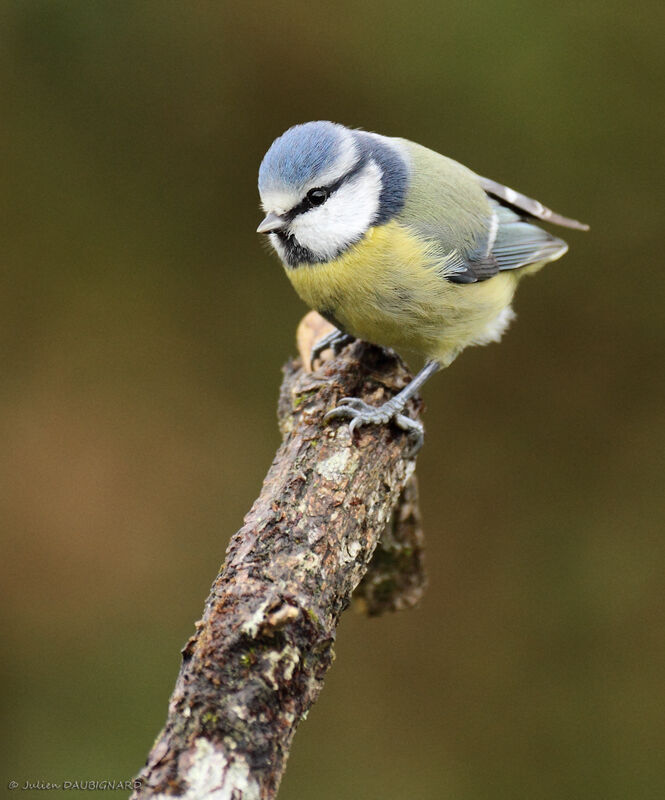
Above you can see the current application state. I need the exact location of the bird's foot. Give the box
[324,397,424,456]
[310,330,355,369]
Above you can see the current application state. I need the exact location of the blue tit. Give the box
[257,121,588,452]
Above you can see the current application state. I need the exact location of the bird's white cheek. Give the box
[268,233,288,262]
[291,161,382,260]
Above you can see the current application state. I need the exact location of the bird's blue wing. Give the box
[446,195,572,284]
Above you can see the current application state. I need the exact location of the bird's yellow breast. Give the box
[285,221,519,364]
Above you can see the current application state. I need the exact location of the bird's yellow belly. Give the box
[286,222,518,363]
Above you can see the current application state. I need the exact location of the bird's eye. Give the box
[306,188,328,206]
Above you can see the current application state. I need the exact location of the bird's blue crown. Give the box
[258,121,347,195]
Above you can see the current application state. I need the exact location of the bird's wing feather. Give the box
[445,201,569,284]
[491,204,568,269]
[478,175,589,231]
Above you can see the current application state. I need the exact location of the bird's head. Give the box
[257,121,409,267]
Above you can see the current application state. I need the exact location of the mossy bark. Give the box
[132,341,426,800]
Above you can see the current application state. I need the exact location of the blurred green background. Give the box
[2,1,664,798]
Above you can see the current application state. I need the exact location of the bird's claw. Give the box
[310,331,355,369]
[391,414,424,456]
[324,398,424,456]
[325,398,391,424]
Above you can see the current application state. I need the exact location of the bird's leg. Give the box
[325,359,441,455]
[310,329,356,369]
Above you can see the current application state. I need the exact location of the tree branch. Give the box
[132,328,426,800]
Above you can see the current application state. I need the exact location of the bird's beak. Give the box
[256,212,286,234]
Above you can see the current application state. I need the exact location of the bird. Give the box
[257,121,588,452]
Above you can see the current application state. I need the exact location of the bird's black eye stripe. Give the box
[306,188,328,206]
[285,190,330,220]
[284,152,370,222]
